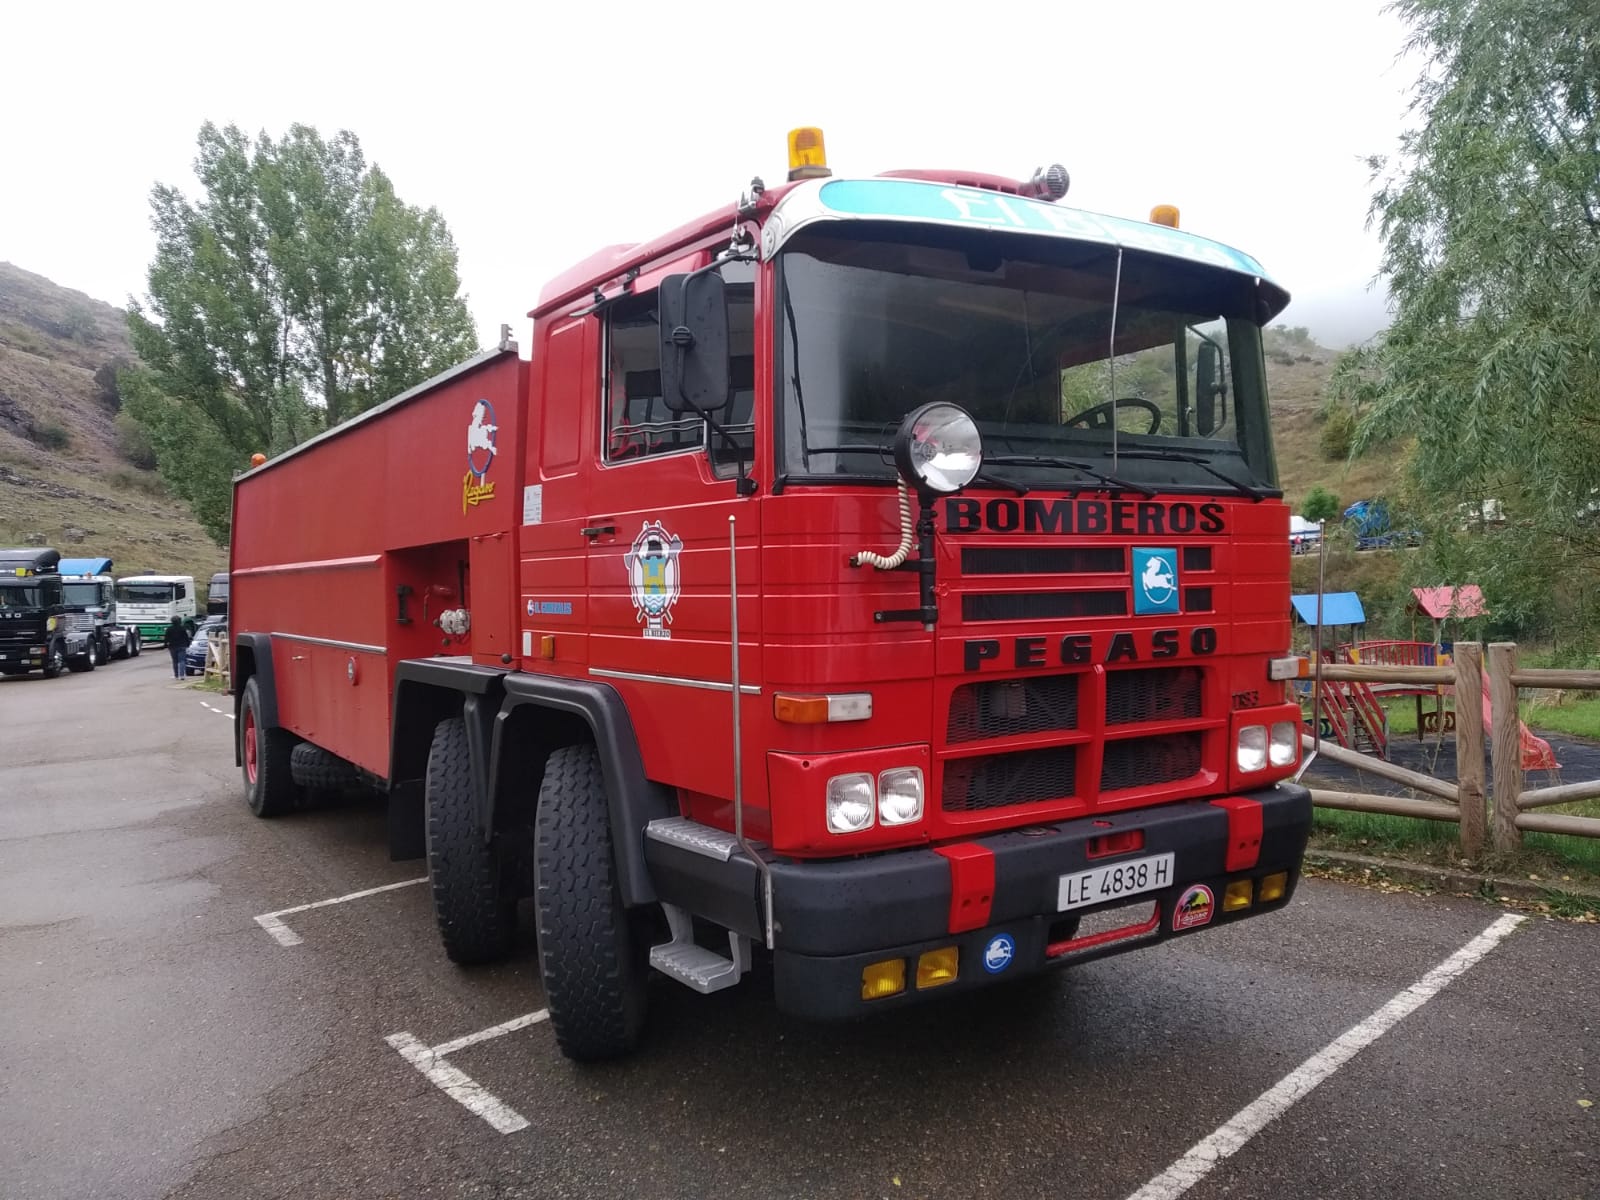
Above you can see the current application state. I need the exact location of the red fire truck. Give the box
[230,130,1312,1061]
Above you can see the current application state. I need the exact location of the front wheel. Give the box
[240,677,296,817]
[534,743,648,1061]
[67,641,95,672]
[41,643,66,678]
[425,717,516,965]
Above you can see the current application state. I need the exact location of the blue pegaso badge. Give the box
[1133,547,1180,616]
[982,933,1015,974]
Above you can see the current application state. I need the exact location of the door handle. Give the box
[581,523,616,540]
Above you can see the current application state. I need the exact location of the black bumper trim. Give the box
[648,780,1311,960]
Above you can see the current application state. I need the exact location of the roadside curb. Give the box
[1306,849,1600,902]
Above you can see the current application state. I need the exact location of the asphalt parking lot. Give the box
[1,656,1594,1200]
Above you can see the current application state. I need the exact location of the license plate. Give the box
[1058,852,1175,911]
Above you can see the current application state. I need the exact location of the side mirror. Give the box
[659,271,730,414]
[1195,340,1226,436]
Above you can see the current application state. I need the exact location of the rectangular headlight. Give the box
[1269,721,1299,767]
[825,773,875,833]
[1236,725,1267,773]
[877,767,924,826]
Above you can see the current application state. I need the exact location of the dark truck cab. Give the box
[0,549,98,678]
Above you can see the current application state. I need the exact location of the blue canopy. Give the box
[57,557,113,577]
[1291,592,1365,626]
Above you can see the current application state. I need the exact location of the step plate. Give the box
[645,816,740,861]
[649,942,741,994]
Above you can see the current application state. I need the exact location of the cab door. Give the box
[583,269,761,801]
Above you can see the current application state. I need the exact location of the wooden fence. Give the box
[1302,642,1600,856]
[205,631,231,692]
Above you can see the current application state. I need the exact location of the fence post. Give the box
[1487,642,1523,854]
[1453,642,1485,860]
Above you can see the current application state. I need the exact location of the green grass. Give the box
[1310,807,1600,874]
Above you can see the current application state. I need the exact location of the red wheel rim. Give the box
[244,708,258,784]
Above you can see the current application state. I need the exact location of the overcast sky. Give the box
[3,1,1416,351]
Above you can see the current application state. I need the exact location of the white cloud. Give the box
[2,0,1415,349]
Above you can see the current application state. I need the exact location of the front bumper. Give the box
[646,782,1312,1021]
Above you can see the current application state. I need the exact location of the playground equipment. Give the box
[1292,585,1558,771]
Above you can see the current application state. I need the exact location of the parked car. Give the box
[185,616,227,676]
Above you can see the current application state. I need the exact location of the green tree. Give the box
[1339,0,1600,637]
[1301,486,1341,522]
[127,122,480,542]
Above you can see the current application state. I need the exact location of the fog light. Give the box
[1269,721,1299,767]
[878,767,924,826]
[916,946,959,990]
[1223,879,1254,912]
[861,958,906,1000]
[1236,725,1267,773]
[826,773,875,833]
[1258,871,1288,903]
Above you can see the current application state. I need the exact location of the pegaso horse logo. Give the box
[1141,554,1176,604]
[624,521,683,640]
[463,399,498,514]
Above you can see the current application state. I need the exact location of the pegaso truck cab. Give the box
[115,575,197,645]
[228,130,1313,1062]
[60,557,142,662]
[0,548,99,677]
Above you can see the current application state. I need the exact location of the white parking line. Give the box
[386,1010,549,1134]
[199,700,235,719]
[253,877,429,947]
[1123,912,1527,1200]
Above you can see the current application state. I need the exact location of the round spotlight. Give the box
[893,403,983,494]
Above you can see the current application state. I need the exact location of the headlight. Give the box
[893,402,982,493]
[1269,721,1299,767]
[1236,725,1267,773]
[46,615,58,632]
[825,773,875,833]
[878,767,924,826]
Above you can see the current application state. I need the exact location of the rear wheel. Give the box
[425,717,516,965]
[534,743,648,1061]
[240,678,296,817]
[128,632,141,658]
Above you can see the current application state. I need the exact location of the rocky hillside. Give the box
[0,263,225,585]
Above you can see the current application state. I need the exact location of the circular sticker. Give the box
[982,933,1016,974]
[1173,884,1215,931]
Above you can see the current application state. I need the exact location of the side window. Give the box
[176,583,187,601]
[604,295,703,462]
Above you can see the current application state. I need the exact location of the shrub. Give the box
[115,411,157,469]
[31,421,70,450]
[1320,405,1356,460]
[1302,486,1341,522]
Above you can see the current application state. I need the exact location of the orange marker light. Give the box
[1150,204,1180,228]
[773,692,873,724]
[787,127,832,181]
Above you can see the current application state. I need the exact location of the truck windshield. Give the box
[776,225,1277,492]
[0,582,48,609]
[117,584,175,604]
[63,583,103,607]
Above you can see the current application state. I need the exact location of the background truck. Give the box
[59,557,143,662]
[230,131,1312,1061]
[206,572,230,617]
[114,574,197,645]
[0,548,100,677]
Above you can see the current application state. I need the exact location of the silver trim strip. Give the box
[589,666,759,695]
[273,632,386,655]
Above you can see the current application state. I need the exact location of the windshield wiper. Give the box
[1108,449,1271,501]
[805,445,1028,494]
[984,454,1157,498]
